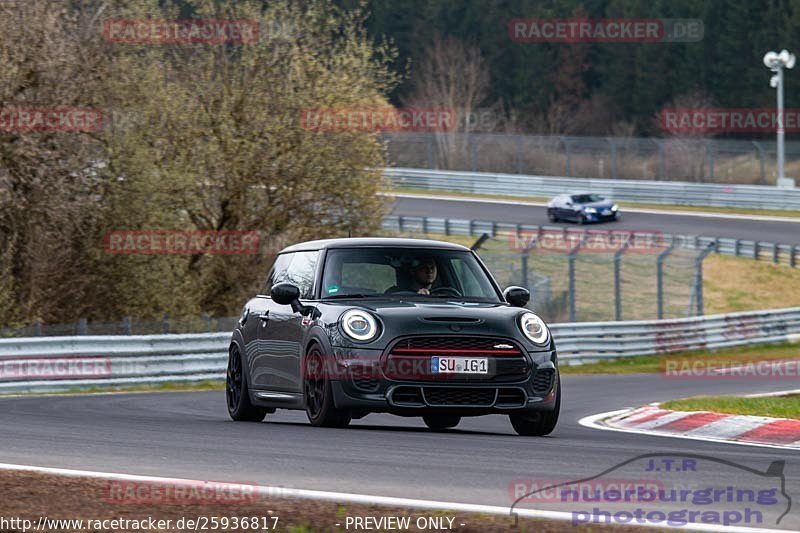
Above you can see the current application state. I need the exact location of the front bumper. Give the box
[329,346,559,416]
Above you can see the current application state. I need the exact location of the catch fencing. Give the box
[384,132,800,186]
[384,167,800,210]
[383,215,798,323]
[1,307,798,393]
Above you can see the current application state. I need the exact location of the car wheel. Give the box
[422,414,461,430]
[509,379,560,436]
[547,209,558,222]
[226,346,270,422]
[304,345,351,428]
[612,213,620,222]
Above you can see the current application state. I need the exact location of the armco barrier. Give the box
[1,308,798,393]
[384,167,800,210]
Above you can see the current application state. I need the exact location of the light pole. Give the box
[764,49,796,187]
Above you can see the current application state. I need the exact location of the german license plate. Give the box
[602,209,612,215]
[431,356,488,374]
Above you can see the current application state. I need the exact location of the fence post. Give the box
[77,318,88,335]
[162,315,171,334]
[753,141,766,185]
[469,135,478,171]
[773,244,779,264]
[444,218,450,236]
[562,137,572,176]
[425,134,435,169]
[734,239,741,257]
[792,246,797,268]
[613,237,633,321]
[521,251,529,289]
[515,135,524,174]
[34,321,42,336]
[657,140,666,180]
[706,141,715,182]
[693,244,715,316]
[567,233,586,322]
[607,137,619,179]
[656,243,676,319]
[754,242,759,260]
[122,316,132,335]
[422,217,428,235]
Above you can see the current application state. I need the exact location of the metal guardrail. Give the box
[551,307,800,363]
[382,215,800,268]
[1,308,798,392]
[384,167,800,211]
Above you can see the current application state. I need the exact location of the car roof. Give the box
[279,237,471,254]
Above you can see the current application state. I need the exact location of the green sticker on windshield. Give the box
[327,284,339,294]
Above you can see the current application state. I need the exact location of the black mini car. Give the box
[226,238,560,436]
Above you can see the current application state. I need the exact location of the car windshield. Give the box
[320,248,501,302]
[572,194,604,204]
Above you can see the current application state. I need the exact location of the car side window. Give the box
[264,253,294,295]
[283,251,319,299]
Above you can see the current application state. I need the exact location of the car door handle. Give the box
[257,311,270,321]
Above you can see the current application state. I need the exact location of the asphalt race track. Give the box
[1,375,798,529]
[390,195,800,246]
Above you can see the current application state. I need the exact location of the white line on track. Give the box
[0,461,795,532]
[579,409,800,452]
[383,192,800,223]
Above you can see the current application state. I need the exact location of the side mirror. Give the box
[271,282,300,305]
[270,283,317,317]
[503,286,530,308]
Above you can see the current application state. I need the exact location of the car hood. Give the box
[580,200,615,209]
[322,299,548,351]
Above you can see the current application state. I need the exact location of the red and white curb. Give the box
[580,404,800,450]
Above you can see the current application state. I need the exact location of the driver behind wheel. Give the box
[410,256,437,294]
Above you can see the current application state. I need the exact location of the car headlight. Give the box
[519,312,549,345]
[584,207,597,214]
[341,309,379,341]
[611,204,619,211]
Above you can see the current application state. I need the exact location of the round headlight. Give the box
[519,312,549,345]
[341,309,379,341]
[584,207,597,214]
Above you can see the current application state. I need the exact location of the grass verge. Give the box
[560,342,800,375]
[661,394,800,419]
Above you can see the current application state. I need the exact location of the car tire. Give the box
[509,379,560,436]
[304,345,351,428]
[422,414,461,430]
[226,346,271,422]
[547,209,558,223]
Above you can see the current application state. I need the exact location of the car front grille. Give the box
[385,336,527,382]
[390,336,523,354]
